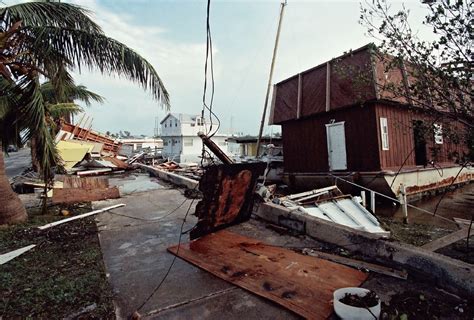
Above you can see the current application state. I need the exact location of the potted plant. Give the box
[333,287,381,320]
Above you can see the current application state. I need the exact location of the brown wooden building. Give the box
[270,44,472,198]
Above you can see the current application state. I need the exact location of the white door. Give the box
[326,122,347,171]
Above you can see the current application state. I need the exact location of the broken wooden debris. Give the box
[198,132,234,164]
[63,176,109,189]
[169,230,368,319]
[52,176,119,204]
[38,204,125,230]
[276,185,389,235]
[190,162,266,240]
[453,217,472,227]
[302,249,408,280]
[77,168,113,176]
[0,244,36,265]
[52,187,120,204]
[421,227,471,252]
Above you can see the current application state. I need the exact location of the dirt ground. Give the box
[0,205,114,319]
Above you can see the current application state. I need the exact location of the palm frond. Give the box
[41,80,104,106]
[47,102,83,118]
[29,26,170,108]
[0,2,101,34]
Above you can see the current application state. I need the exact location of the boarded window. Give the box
[434,124,443,144]
[380,117,389,150]
[184,138,193,146]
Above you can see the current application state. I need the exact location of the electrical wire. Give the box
[135,197,196,313]
[201,0,221,165]
[107,197,189,222]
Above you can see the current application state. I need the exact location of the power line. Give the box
[134,197,196,314]
[201,0,221,166]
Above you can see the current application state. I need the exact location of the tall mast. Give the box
[256,0,287,157]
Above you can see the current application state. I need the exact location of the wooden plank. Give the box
[421,227,470,252]
[168,230,368,319]
[52,186,120,204]
[76,168,112,176]
[38,204,125,230]
[302,249,408,280]
[0,245,36,265]
[63,176,108,189]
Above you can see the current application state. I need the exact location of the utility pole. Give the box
[256,0,287,157]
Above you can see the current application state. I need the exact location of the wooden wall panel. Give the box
[301,66,327,116]
[330,50,376,110]
[374,103,469,170]
[282,104,380,173]
[273,77,298,124]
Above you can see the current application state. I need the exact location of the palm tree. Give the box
[30,72,104,173]
[0,2,170,224]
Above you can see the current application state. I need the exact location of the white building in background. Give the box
[160,113,229,163]
[119,138,163,157]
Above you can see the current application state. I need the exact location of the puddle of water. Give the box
[109,174,164,195]
[375,183,473,228]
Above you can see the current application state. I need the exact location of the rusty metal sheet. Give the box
[168,230,368,319]
[190,163,266,240]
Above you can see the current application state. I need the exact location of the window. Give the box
[197,117,203,126]
[169,120,172,127]
[165,123,167,128]
[183,138,193,146]
[175,121,177,127]
[434,124,443,144]
[163,140,168,146]
[380,117,389,150]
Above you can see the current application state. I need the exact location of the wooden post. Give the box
[360,191,367,207]
[370,191,376,214]
[256,1,287,157]
[199,132,234,165]
[325,62,331,112]
[400,183,408,224]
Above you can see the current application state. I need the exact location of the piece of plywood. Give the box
[168,230,368,319]
[52,186,120,204]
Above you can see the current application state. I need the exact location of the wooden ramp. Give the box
[168,230,368,319]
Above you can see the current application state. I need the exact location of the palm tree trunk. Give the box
[0,145,27,224]
[30,136,40,172]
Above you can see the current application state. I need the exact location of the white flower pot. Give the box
[333,287,381,320]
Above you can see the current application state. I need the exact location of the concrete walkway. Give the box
[93,182,301,319]
[93,175,470,320]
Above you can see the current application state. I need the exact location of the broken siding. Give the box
[282,104,380,173]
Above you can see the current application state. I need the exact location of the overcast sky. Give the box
[14,0,433,136]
